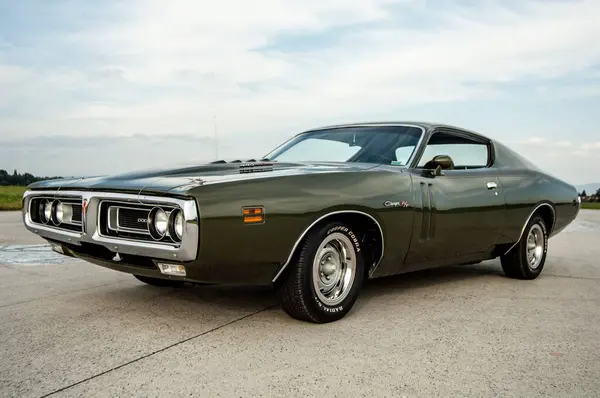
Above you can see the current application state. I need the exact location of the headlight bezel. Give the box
[148,207,169,240]
[168,208,185,242]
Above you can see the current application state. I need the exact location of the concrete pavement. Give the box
[1,210,599,397]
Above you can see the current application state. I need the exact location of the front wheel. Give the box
[500,214,548,280]
[275,221,365,323]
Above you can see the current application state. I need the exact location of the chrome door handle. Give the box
[487,182,497,189]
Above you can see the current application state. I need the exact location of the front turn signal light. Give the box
[157,263,186,276]
[243,206,264,224]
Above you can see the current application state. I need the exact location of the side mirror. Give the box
[430,154,454,176]
[433,155,454,170]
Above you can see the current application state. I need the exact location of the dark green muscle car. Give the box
[22,122,581,323]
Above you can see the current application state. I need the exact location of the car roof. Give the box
[303,121,492,141]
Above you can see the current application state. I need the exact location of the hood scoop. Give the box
[239,161,275,174]
[209,158,276,174]
[210,158,272,163]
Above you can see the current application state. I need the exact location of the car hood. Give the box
[27,161,386,195]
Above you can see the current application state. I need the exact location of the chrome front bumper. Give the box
[22,190,199,262]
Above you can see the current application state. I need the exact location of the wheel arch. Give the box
[503,201,556,256]
[271,210,385,284]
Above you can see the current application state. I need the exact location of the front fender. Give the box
[187,170,415,283]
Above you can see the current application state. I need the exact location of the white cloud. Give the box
[510,138,600,185]
[1,0,600,186]
[0,65,29,85]
[533,83,600,99]
[582,142,600,150]
[1,0,599,142]
[557,140,572,147]
[518,137,576,148]
[523,136,546,145]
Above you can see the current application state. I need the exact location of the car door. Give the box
[402,128,505,268]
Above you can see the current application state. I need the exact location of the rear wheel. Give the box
[275,221,365,323]
[501,214,548,280]
[133,275,186,287]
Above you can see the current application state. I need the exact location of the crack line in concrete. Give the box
[39,304,277,398]
[544,274,600,281]
[0,281,129,309]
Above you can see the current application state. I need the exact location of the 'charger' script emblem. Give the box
[384,200,410,208]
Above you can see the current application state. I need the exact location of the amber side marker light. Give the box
[243,206,265,224]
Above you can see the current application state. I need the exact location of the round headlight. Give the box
[54,202,73,224]
[50,200,63,225]
[55,202,64,224]
[155,209,168,234]
[149,207,168,240]
[167,209,185,242]
[43,200,52,223]
[174,210,184,239]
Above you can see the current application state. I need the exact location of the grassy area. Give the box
[0,186,26,211]
[582,202,600,210]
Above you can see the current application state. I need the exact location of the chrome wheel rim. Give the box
[526,224,545,269]
[312,232,357,306]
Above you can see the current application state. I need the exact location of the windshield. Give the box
[264,125,423,166]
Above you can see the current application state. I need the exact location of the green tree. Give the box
[581,190,587,197]
[0,169,62,186]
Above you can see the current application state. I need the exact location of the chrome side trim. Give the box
[406,125,427,168]
[22,190,199,262]
[503,203,556,256]
[271,210,385,283]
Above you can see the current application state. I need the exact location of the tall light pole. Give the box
[213,115,219,160]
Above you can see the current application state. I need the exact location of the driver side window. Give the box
[418,131,490,169]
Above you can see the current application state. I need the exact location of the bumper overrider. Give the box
[22,190,199,279]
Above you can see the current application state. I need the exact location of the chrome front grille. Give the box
[115,207,149,231]
[99,200,181,244]
[108,205,151,234]
[23,190,199,262]
[71,204,83,223]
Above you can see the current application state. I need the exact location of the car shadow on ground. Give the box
[105,260,507,320]
[363,260,505,292]
[125,281,277,310]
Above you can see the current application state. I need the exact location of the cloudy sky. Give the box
[0,0,599,184]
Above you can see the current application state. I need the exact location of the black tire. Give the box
[500,214,548,280]
[133,275,186,287]
[275,221,365,323]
